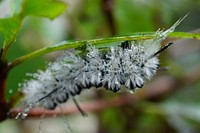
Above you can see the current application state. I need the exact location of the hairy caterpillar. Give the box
[17,16,186,118]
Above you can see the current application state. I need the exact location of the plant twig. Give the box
[9,75,175,118]
[9,63,200,119]
[0,60,8,103]
[0,61,9,122]
[9,94,135,118]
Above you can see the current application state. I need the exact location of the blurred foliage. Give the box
[0,0,66,48]
[0,0,200,133]
[0,16,21,45]
[0,0,67,99]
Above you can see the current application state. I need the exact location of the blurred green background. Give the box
[1,0,200,133]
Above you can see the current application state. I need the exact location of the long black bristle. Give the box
[148,42,173,59]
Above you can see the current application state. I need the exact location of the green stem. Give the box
[7,34,155,71]
[169,32,200,39]
[1,39,17,62]
[7,31,200,71]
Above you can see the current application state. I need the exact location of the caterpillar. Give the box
[18,15,186,118]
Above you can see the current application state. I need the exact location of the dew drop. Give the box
[36,102,40,106]
[20,112,28,119]
[9,89,13,94]
[22,112,28,117]
[15,104,34,120]
[15,112,21,120]
[18,83,22,87]
[129,90,134,94]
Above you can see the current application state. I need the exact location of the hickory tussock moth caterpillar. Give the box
[16,15,186,119]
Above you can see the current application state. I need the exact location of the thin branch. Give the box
[0,77,6,103]
[9,75,175,118]
[9,63,200,119]
[10,94,135,118]
[0,61,9,122]
[0,60,8,103]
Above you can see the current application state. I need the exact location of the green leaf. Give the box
[1,0,67,44]
[0,16,21,46]
[21,0,67,20]
[0,0,67,61]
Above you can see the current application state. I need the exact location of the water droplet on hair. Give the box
[36,102,40,106]
[129,90,134,94]
[21,112,28,119]
[15,112,21,120]
[15,104,34,119]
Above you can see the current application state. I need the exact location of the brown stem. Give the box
[101,0,116,35]
[0,60,8,103]
[8,63,200,119]
[0,61,9,122]
[0,74,6,103]
[9,76,175,118]
[10,94,135,118]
